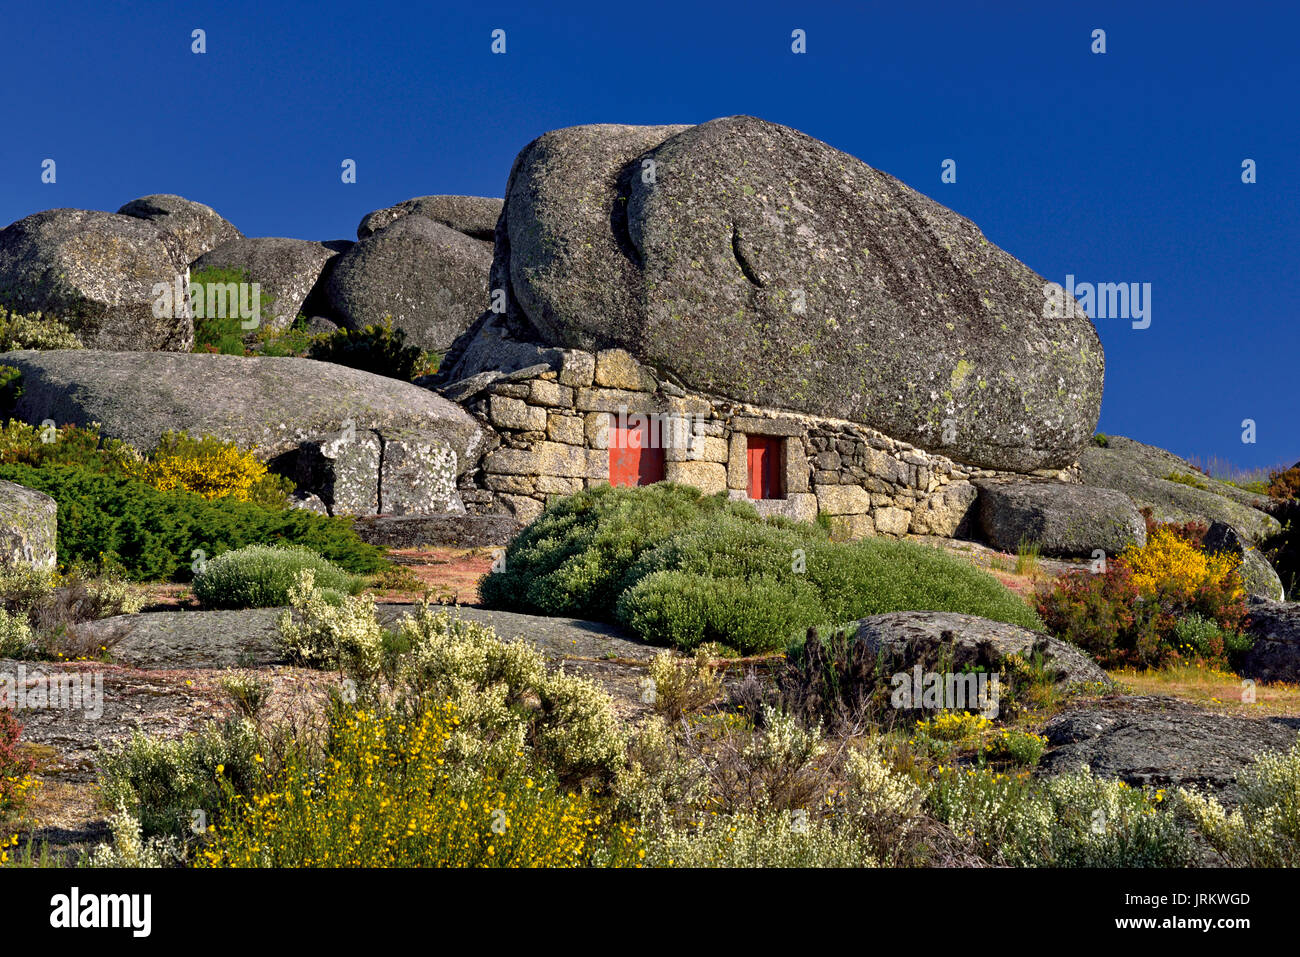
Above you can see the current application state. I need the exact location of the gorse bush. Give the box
[128,431,294,506]
[194,544,363,609]
[0,463,387,580]
[1037,524,1248,669]
[199,702,642,868]
[481,484,1039,652]
[0,305,82,351]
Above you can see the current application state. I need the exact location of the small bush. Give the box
[276,569,384,677]
[194,544,362,609]
[189,266,278,356]
[0,366,21,418]
[645,649,723,722]
[307,319,434,381]
[983,729,1048,768]
[0,305,82,351]
[397,602,627,785]
[1173,741,1300,866]
[97,718,262,839]
[0,463,387,581]
[0,607,33,657]
[1266,463,1300,502]
[0,710,37,818]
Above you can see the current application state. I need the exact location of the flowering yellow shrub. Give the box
[129,431,290,504]
[200,703,643,868]
[1119,526,1243,601]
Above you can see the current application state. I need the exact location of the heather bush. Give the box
[194,544,363,609]
[1037,524,1248,668]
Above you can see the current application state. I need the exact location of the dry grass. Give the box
[1109,663,1300,716]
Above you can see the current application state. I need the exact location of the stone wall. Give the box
[450,346,1075,537]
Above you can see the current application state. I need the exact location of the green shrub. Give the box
[307,319,434,380]
[983,729,1048,768]
[0,305,82,350]
[193,544,363,609]
[0,366,21,419]
[481,484,1039,653]
[189,266,279,355]
[0,463,387,581]
[617,571,826,654]
[0,606,33,657]
[97,717,262,839]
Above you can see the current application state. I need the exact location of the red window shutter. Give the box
[609,417,666,487]
[746,435,783,499]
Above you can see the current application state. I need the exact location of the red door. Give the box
[747,435,783,499]
[609,416,666,487]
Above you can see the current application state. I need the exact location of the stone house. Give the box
[449,343,1068,539]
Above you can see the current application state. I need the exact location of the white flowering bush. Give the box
[398,602,626,783]
[85,803,186,868]
[927,765,1192,867]
[0,305,83,351]
[277,569,383,678]
[1172,741,1300,866]
[647,807,880,868]
[0,607,33,657]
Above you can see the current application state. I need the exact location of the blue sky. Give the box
[2,1,1296,470]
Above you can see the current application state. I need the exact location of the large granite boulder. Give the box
[356,195,502,241]
[848,610,1109,689]
[326,216,492,351]
[975,479,1146,558]
[468,116,1104,472]
[0,350,484,516]
[191,237,351,332]
[1239,597,1300,683]
[117,194,242,263]
[1202,521,1284,600]
[0,208,193,350]
[1039,695,1300,801]
[1079,435,1277,540]
[0,479,57,568]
